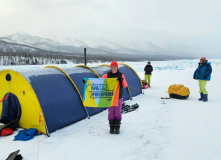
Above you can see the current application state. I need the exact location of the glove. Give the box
[117,77,124,82]
[203,76,207,79]
[193,75,195,79]
[83,79,85,83]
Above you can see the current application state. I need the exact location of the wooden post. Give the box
[84,48,87,66]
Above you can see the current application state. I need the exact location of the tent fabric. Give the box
[23,68,88,134]
[117,64,143,99]
[46,66,105,117]
[0,64,143,135]
[0,69,47,134]
[0,93,21,129]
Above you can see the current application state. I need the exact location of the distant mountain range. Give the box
[0,33,195,61]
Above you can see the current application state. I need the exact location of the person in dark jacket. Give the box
[101,61,128,134]
[144,62,153,87]
[193,57,212,102]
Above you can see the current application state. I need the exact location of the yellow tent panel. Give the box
[0,69,47,134]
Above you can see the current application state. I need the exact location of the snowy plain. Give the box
[1,59,221,160]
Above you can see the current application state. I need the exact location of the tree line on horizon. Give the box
[0,50,147,65]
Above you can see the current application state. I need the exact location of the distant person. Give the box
[144,61,153,87]
[193,57,212,102]
[101,61,128,134]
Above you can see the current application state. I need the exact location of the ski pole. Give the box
[127,86,133,100]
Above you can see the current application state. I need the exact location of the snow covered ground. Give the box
[1,59,221,160]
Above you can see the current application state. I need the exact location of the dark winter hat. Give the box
[110,61,118,68]
[200,57,206,63]
[148,61,151,64]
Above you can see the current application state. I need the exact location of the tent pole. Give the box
[84,48,87,66]
[45,122,50,137]
[84,107,90,119]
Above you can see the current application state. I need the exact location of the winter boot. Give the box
[198,92,203,101]
[109,120,115,134]
[203,94,208,102]
[114,119,121,134]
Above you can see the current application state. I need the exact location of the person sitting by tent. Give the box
[101,61,128,134]
[144,61,153,87]
[193,57,212,102]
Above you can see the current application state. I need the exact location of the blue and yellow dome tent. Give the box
[0,64,143,135]
[0,68,90,135]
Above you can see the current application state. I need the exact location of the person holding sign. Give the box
[101,61,128,134]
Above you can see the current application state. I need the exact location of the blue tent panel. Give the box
[58,67,106,116]
[118,65,142,98]
[22,68,88,133]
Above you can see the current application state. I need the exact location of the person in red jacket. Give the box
[101,61,128,134]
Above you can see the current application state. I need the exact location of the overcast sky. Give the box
[0,0,221,57]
